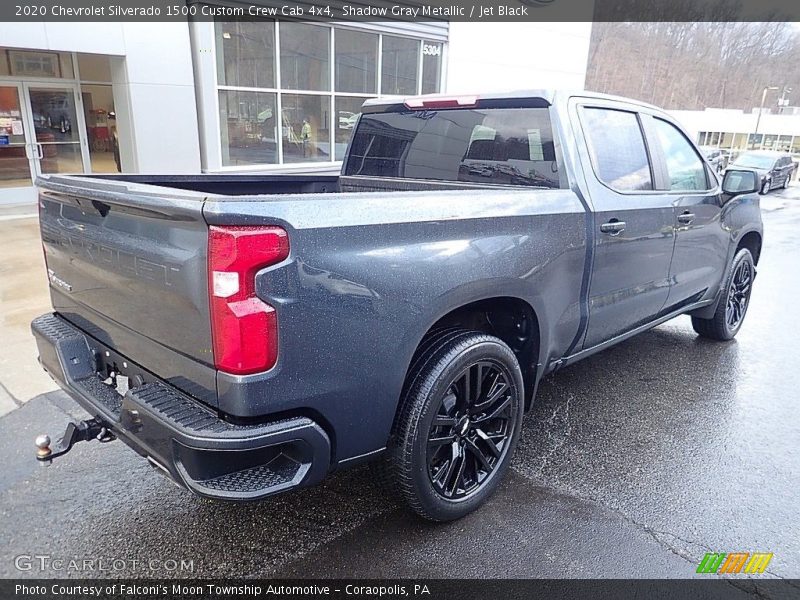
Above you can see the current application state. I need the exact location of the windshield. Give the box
[733,153,776,169]
[344,107,562,188]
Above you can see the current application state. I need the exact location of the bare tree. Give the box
[586,21,800,111]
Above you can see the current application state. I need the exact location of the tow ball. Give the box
[35,418,116,465]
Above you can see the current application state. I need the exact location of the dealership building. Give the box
[670,107,800,157]
[0,19,591,204]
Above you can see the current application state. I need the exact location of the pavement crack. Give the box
[530,388,572,477]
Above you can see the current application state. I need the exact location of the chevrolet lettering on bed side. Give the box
[31,90,763,522]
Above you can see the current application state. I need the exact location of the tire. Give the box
[691,248,755,341]
[783,171,792,189]
[383,330,524,521]
[760,179,771,195]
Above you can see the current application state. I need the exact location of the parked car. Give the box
[31,91,763,521]
[727,150,794,194]
[700,146,729,172]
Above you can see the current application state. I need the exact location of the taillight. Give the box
[404,95,479,110]
[208,225,289,375]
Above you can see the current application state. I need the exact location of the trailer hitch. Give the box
[35,418,116,465]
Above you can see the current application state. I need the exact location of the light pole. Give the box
[753,86,779,149]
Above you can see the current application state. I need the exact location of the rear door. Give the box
[573,100,676,349]
[645,116,728,311]
[38,176,217,405]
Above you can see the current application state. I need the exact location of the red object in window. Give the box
[207,225,289,375]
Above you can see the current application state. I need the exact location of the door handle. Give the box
[600,219,626,235]
[36,143,43,159]
[677,211,695,224]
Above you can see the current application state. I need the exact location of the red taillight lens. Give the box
[404,95,479,110]
[208,226,289,375]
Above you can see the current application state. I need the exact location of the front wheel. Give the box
[384,330,524,521]
[691,248,755,341]
[760,179,771,195]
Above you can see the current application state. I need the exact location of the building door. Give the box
[0,84,37,204]
[23,82,90,180]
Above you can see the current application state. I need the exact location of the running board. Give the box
[551,298,716,372]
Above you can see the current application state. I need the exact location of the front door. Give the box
[646,115,728,310]
[0,84,37,204]
[574,101,676,349]
[23,82,89,179]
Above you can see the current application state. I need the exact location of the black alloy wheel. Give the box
[692,248,755,341]
[725,258,752,330]
[427,361,516,499]
[381,329,524,521]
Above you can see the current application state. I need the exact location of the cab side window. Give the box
[581,107,653,192]
[652,118,709,191]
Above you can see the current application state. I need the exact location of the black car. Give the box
[727,150,794,194]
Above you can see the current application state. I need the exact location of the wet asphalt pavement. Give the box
[1,190,799,581]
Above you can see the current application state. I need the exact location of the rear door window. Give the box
[344,107,562,188]
[581,107,653,192]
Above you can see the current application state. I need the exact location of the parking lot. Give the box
[1,189,798,580]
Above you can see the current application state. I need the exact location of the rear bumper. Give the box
[31,313,331,501]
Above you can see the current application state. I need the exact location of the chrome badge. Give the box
[47,269,73,292]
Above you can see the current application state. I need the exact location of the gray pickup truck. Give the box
[32,90,763,521]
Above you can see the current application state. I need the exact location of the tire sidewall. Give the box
[761,179,770,194]
[407,339,524,521]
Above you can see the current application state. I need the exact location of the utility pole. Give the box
[753,86,779,149]
[778,86,793,115]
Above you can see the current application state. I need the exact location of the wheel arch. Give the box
[736,230,762,265]
[403,296,542,412]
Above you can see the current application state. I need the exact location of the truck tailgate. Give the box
[37,176,217,406]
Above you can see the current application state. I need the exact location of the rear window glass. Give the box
[581,107,653,192]
[343,107,562,188]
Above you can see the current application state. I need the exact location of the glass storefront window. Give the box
[421,41,442,94]
[335,29,377,94]
[280,23,330,91]
[81,84,120,173]
[381,36,419,95]
[216,22,276,89]
[0,48,74,78]
[792,136,800,155]
[777,135,793,152]
[218,89,278,166]
[281,94,330,163]
[334,96,368,160]
[212,24,444,166]
[77,53,112,82]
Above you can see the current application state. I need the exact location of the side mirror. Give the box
[722,169,759,196]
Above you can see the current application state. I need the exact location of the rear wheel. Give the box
[691,248,754,341]
[383,330,524,521]
[784,171,792,188]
